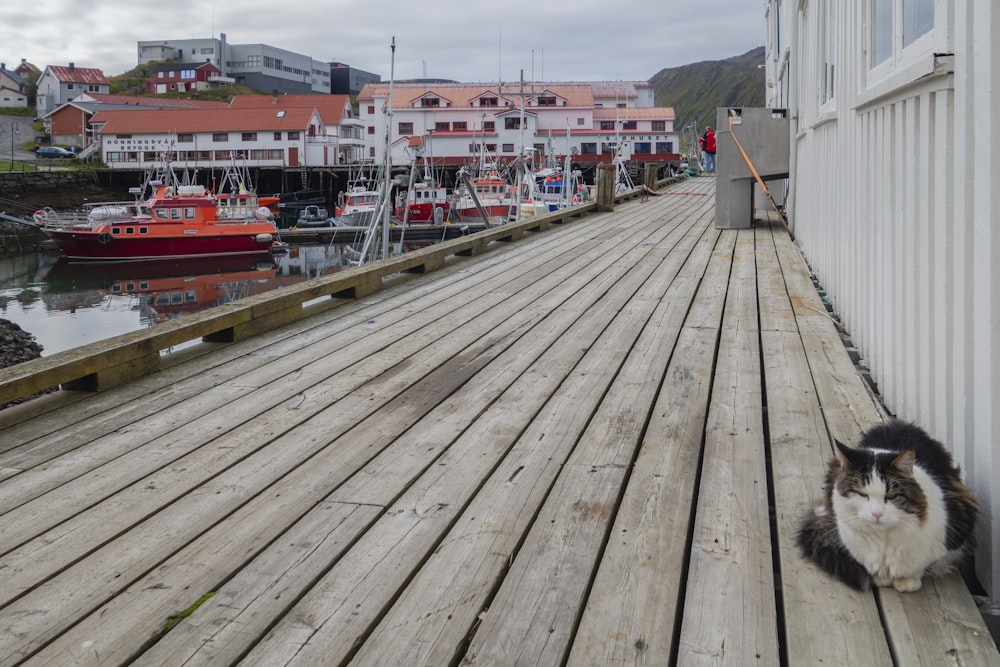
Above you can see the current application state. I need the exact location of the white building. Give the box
[357,81,678,168]
[765,0,1000,599]
[35,63,109,118]
[90,105,336,169]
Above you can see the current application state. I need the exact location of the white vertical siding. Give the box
[774,0,1000,598]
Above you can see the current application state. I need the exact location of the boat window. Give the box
[171,292,183,305]
[185,291,197,303]
[155,209,169,220]
[111,285,121,293]
[155,294,170,306]
[170,208,181,220]
[125,227,135,235]
[112,227,121,234]
[140,282,149,290]
[139,227,148,234]
[126,282,135,291]
[184,208,196,220]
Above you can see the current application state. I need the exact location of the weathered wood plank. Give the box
[676,228,780,665]
[569,229,733,665]
[756,223,893,665]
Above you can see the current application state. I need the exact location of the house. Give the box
[43,93,229,150]
[356,81,678,168]
[230,94,365,164]
[89,105,331,169]
[765,0,999,599]
[13,58,39,79]
[145,62,233,94]
[35,63,109,117]
[0,63,27,108]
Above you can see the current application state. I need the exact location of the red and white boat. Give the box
[394,136,450,225]
[33,169,278,262]
[451,167,515,225]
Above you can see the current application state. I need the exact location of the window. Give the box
[452,121,467,131]
[274,131,281,140]
[536,96,556,106]
[634,142,651,154]
[652,121,666,132]
[421,97,440,107]
[435,122,450,132]
[600,121,615,131]
[821,0,837,104]
[504,117,521,130]
[483,121,495,132]
[623,121,637,130]
[577,117,585,125]
[241,132,257,141]
[581,143,597,154]
[398,122,413,135]
[288,131,300,140]
[655,141,674,153]
[367,105,375,114]
[479,97,498,106]
[502,143,514,152]
[368,126,376,134]
[212,133,228,142]
[872,0,933,68]
[177,133,194,143]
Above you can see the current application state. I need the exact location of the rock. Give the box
[0,317,51,408]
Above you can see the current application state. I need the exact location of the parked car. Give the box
[35,146,76,159]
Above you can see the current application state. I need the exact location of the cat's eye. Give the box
[852,490,869,499]
[885,493,898,500]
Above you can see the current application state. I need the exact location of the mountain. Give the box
[651,46,766,143]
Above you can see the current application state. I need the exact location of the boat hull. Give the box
[44,226,277,262]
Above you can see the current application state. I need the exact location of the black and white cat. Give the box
[796,420,978,592]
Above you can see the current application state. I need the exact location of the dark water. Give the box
[0,245,362,357]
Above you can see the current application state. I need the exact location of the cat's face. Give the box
[831,442,928,530]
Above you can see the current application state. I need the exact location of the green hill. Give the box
[651,46,766,143]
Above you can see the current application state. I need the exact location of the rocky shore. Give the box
[0,317,47,408]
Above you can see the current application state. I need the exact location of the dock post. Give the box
[597,164,616,212]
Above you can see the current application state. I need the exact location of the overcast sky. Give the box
[6,0,765,83]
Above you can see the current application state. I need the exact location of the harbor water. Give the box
[0,244,367,357]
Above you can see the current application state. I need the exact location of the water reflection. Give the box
[0,244,373,356]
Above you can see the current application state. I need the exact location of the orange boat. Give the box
[34,162,279,262]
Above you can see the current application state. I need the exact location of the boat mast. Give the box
[381,37,396,261]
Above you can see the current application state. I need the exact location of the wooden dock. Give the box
[1,179,997,666]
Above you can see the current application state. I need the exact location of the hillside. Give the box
[651,46,766,143]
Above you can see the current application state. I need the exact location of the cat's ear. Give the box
[833,439,855,469]
[892,450,915,478]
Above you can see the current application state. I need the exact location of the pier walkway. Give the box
[1,178,997,665]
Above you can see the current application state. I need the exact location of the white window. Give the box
[821,0,837,105]
[871,0,933,68]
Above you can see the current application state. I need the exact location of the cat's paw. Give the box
[892,577,923,592]
[873,574,893,587]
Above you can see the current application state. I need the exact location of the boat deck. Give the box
[1,178,998,665]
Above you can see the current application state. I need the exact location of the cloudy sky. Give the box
[6,0,765,83]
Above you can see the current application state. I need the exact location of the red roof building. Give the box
[36,63,110,117]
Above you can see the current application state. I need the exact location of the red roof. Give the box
[46,65,108,85]
[229,94,353,125]
[84,92,229,109]
[90,107,320,134]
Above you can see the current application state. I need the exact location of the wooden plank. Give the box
[755,223,893,664]
[568,229,733,665]
[676,229,780,665]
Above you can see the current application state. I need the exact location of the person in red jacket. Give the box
[698,126,717,173]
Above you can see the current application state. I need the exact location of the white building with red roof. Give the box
[36,63,109,117]
[356,81,677,168]
[90,104,334,169]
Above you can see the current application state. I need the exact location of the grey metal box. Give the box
[714,107,790,229]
